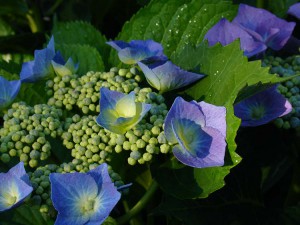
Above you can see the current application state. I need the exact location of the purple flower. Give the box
[50,163,121,225]
[0,76,21,110]
[234,86,292,127]
[288,3,300,19]
[138,60,204,93]
[232,4,295,51]
[20,36,65,83]
[204,4,295,57]
[0,162,33,212]
[204,18,267,57]
[96,87,151,134]
[107,40,167,64]
[164,97,226,168]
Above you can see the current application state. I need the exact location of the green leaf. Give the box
[15,81,49,106]
[111,0,237,65]
[103,217,118,225]
[0,0,28,15]
[52,21,109,67]
[160,40,287,198]
[0,18,15,36]
[267,0,298,17]
[0,204,51,225]
[56,44,105,75]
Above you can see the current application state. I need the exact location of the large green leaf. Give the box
[267,0,298,17]
[0,204,52,225]
[56,44,105,75]
[157,40,286,199]
[111,0,237,65]
[52,21,109,67]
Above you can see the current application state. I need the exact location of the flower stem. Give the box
[116,180,159,225]
[26,3,43,33]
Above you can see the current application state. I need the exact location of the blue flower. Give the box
[0,162,33,212]
[138,59,204,93]
[232,4,295,51]
[288,3,300,19]
[52,57,79,77]
[0,76,21,110]
[204,18,266,57]
[96,87,151,134]
[204,4,295,57]
[164,97,226,168]
[20,36,65,82]
[107,40,167,64]
[50,163,121,225]
[234,86,292,126]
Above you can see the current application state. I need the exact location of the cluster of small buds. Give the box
[61,86,172,167]
[28,164,61,217]
[0,102,64,167]
[263,56,300,128]
[62,114,113,171]
[47,67,142,115]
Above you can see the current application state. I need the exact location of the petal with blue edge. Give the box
[233,4,295,50]
[96,88,151,134]
[164,97,206,144]
[234,86,292,126]
[204,18,267,57]
[0,77,21,109]
[172,124,226,168]
[288,3,300,19]
[138,60,204,93]
[107,40,167,64]
[0,173,33,212]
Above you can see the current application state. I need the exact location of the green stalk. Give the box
[26,3,43,33]
[116,180,159,225]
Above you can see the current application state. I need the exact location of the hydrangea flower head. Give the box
[204,18,267,57]
[288,3,300,19]
[96,87,151,134]
[107,40,167,64]
[20,36,65,82]
[0,162,33,212]
[52,57,79,76]
[233,4,295,51]
[164,97,226,168]
[234,86,292,126]
[138,59,204,93]
[0,76,21,110]
[50,163,121,225]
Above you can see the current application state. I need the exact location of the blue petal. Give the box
[87,163,112,185]
[196,101,227,137]
[50,172,98,218]
[7,162,31,186]
[288,3,300,19]
[99,87,124,110]
[20,36,62,83]
[233,4,295,50]
[0,77,21,109]
[108,39,166,64]
[138,60,204,93]
[164,97,206,144]
[106,40,130,51]
[172,125,226,168]
[89,182,121,224]
[54,213,89,225]
[234,86,292,126]
[97,88,151,134]
[204,18,267,57]
[0,174,33,212]
[171,118,211,158]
